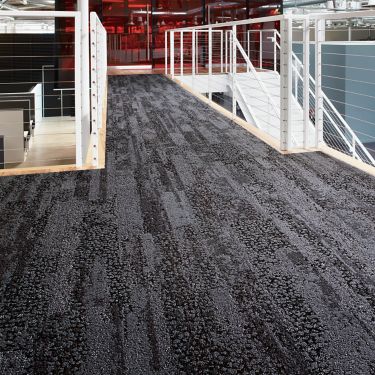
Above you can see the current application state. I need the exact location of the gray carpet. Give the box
[1,74,375,375]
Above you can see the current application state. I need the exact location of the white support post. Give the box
[208,27,212,101]
[315,19,324,148]
[196,32,199,75]
[180,31,184,76]
[90,13,99,167]
[229,31,232,74]
[170,31,175,79]
[274,29,277,72]
[165,31,168,75]
[225,31,228,73]
[192,30,196,76]
[232,25,237,116]
[303,17,310,148]
[220,30,223,73]
[74,14,82,166]
[280,18,292,151]
[260,30,263,69]
[247,30,250,58]
[77,0,90,167]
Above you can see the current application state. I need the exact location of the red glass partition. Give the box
[56,0,282,68]
[102,0,152,66]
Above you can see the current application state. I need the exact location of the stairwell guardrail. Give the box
[0,10,107,173]
[165,10,375,170]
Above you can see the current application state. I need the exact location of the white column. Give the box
[77,0,90,166]
[280,18,292,151]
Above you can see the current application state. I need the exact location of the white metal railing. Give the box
[165,10,375,169]
[0,10,84,169]
[0,10,107,172]
[232,32,280,123]
[272,29,375,166]
[90,12,107,167]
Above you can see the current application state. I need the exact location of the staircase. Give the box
[231,31,375,165]
[166,18,375,169]
[234,70,315,147]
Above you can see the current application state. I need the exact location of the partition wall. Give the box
[57,0,281,67]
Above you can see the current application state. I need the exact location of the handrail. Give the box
[168,10,375,33]
[274,29,375,165]
[170,14,285,32]
[232,33,280,120]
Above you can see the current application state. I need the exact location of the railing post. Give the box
[247,30,250,58]
[220,30,224,73]
[280,17,292,151]
[74,13,82,166]
[192,30,196,76]
[165,31,168,75]
[294,65,298,97]
[77,0,90,166]
[196,32,199,74]
[90,13,99,167]
[180,30,184,77]
[229,30,232,74]
[225,30,228,73]
[192,30,195,91]
[303,17,310,148]
[260,30,263,69]
[170,31,174,79]
[208,26,212,101]
[274,29,277,72]
[315,18,324,148]
[232,25,237,116]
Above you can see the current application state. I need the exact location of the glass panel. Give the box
[56,0,283,68]
[103,0,152,66]
[152,0,203,68]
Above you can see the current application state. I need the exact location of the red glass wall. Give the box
[152,0,203,68]
[56,0,282,68]
[103,0,152,66]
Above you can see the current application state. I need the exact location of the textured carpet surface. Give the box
[1,75,375,375]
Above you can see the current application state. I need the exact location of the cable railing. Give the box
[279,27,375,166]
[0,10,107,173]
[165,11,375,171]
